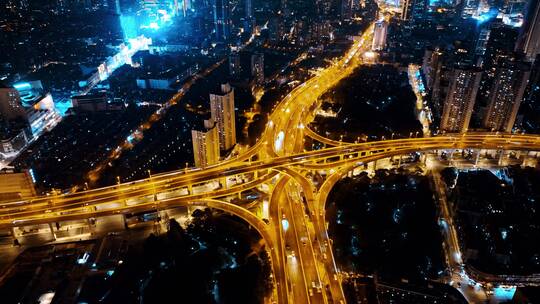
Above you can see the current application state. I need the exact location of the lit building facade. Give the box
[401,0,427,21]
[213,0,231,41]
[483,59,530,132]
[210,84,236,150]
[372,20,388,51]
[229,53,241,77]
[515,0,540,61]
[191,122,220,168]
[440,67,482,133]
[245,0,252,19]
[461,0,480,18]
[251,53,264,84]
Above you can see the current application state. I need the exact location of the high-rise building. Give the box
[525,54,540,104]
[422,48,444,91]
[140,0,174,11]
[281,0,289,16]
[229,53,242,77]
[245,0,253,19]
[480,22,519,74]
[0,84,30,156]
[210,84,236,150]
[422,48,447,116]
[503,0,528,15]
[475,26,491,57]
[213,0,231,41]
[483,59,530,132]
[440,67,482,133]
[461,0,480,18]
[191,120,220,168]
[0,85,26,123]
[251,53,264,84]
[401,0,427,21]
[181,0,191,16]
[372,20,388,51]
[515,0,540,61]
[341,0,353,20]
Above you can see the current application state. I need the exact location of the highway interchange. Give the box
[3,13,540,304]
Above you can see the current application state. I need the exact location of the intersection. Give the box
[2,17,540,304]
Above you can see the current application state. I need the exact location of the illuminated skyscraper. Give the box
[229,53,242,77]
[140,0,172,11]
[251,53,264,84]
[422,47,444,91]
[372,20,388,51]
[210,84,236,150]
[401,0,427,21]
[483,59,530,132]
[191,121,220,167]
[515,0,540,61]
[245,0,253,19]
[461,0,480,18]
[213,0,231,41]
[440,67,482,133]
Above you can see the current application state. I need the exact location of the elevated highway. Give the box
[2,133,540,229]
[3,10,540,302]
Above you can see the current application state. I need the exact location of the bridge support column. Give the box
[187,184,193,195]
[398,155,402,167]
[87,218,95,234]
[48,223,56,241]
[221,177,227,189]
[122,214,129,230]
[372,160,378,171]
[475,150,480,166]
[498,150,505,166]
[515,150,522,161]
[254,170,258,179]
[11,227,17,240]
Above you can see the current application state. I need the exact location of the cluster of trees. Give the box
[326,169,444,281]
[101,209,273,303]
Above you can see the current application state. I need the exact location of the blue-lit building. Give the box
[213,0,231,41]
[461,0,480,18]
[401,0,428,21]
